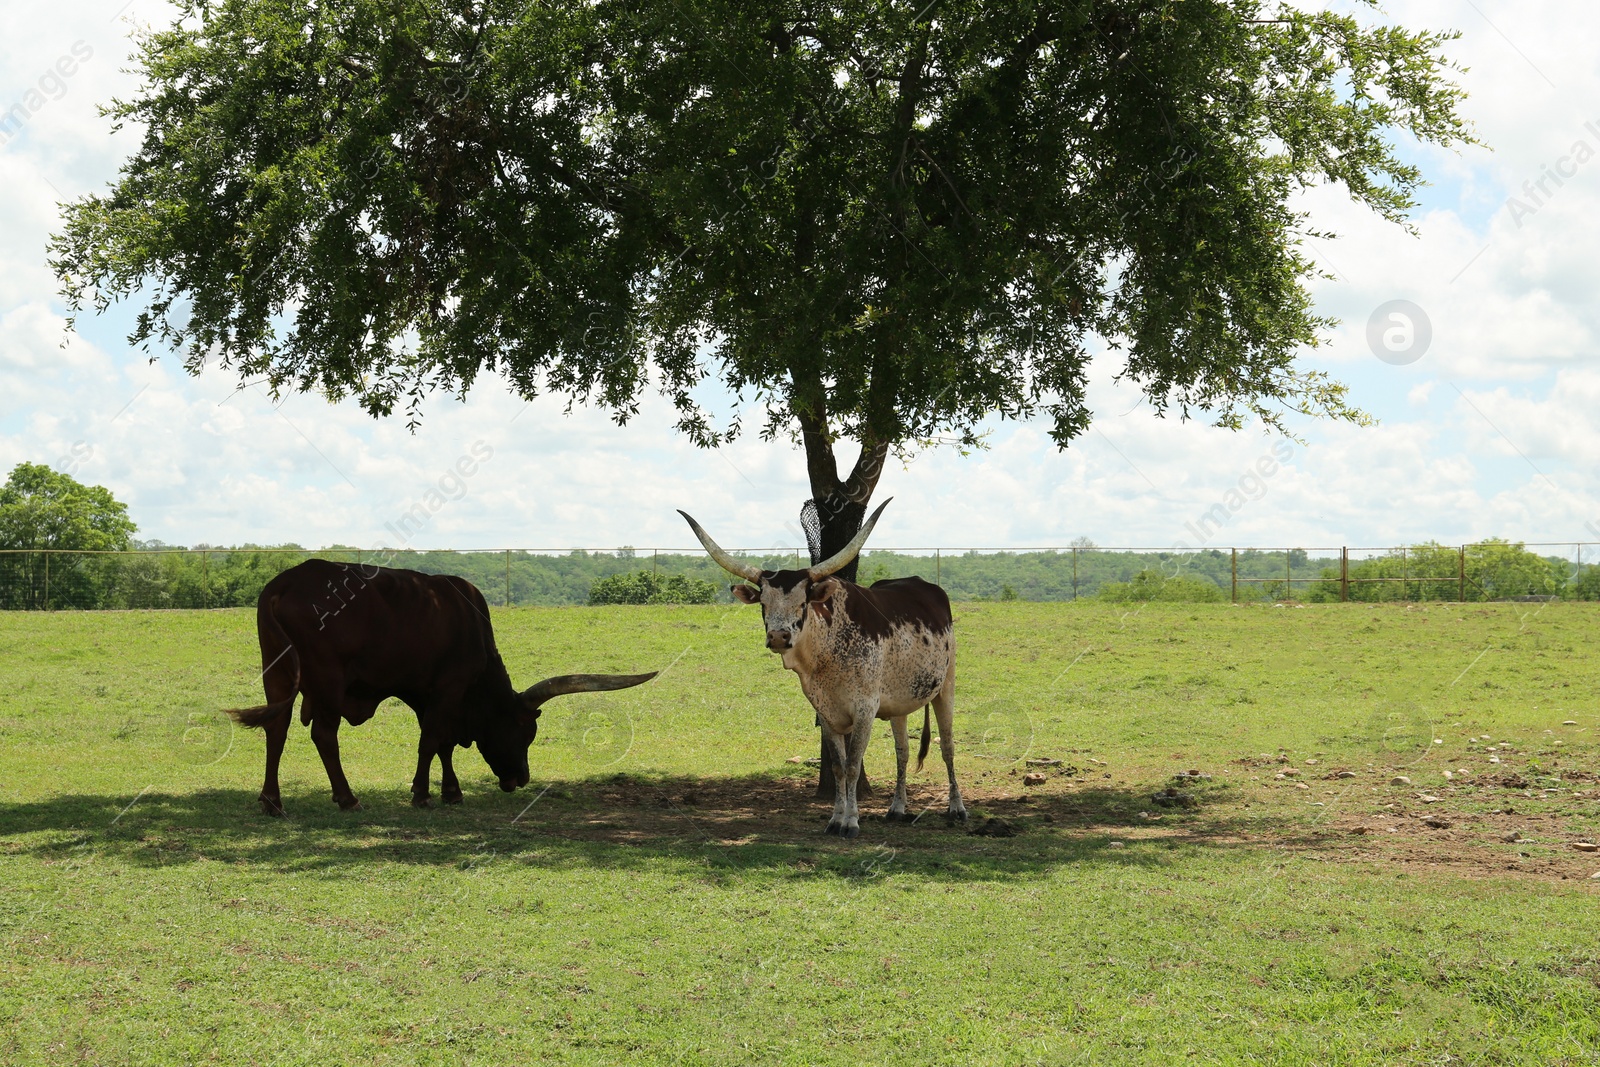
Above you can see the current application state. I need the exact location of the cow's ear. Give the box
[807,578,837,623]
[731,583,761,604]
[807,577,838,603]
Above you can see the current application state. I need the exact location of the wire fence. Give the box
[1,540,1595,611]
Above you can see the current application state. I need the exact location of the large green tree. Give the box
[0,463,138,610]
[54,0,1470,564]
[0,463,137,552]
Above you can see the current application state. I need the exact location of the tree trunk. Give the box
[811,498,868,583]
[795,401,889,581]
[816,722,871,799]
[794,392,888,801]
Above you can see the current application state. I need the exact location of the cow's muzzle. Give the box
[765,629,792,652]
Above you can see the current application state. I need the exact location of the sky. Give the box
[2,1,1597,556]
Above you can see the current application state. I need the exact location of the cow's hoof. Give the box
[886,810,917,824]
[441,791,464,806]
[336,797,363,812]
[945,809,969,824]
[411,795,433,809]
[259,796,284,817]
[824,820,844,836]
[841,823,861,839]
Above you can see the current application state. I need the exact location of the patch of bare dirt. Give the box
[507,767,1600,886]
[1319,807,1600,883]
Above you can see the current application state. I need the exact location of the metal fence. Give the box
[1227,543,1593,603]
[2,540,1594,611]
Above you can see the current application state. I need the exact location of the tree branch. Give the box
[890,29,931,193]
[842,440,889,506]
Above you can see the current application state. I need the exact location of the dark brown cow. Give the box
[227,559,654,815]
[679,501,965,839]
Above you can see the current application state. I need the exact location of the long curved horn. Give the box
[522,672,657,711]
[677,510,762,581]
[809,498,892,579]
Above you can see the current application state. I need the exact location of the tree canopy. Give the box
[54,0,1473,561]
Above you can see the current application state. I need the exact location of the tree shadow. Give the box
[0,771,1278,885]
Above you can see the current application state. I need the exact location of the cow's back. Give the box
[852,576,953,637]
[260,560,498,702]
[827,576,953,714]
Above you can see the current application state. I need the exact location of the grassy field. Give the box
[3,599,1599,1065]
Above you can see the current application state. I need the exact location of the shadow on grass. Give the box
[0,771,1276,885]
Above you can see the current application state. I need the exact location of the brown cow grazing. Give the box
[227,559,655,815]
[680,500,965,839]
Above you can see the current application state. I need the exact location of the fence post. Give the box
[1071,547,1078,601]
[653,549,658,578]
[1231,548,1237,603]
[1340,547,1348,602]
[202,550,209,609]
[935,548,941,586]
[1286,549,1292,601]
[504,549,511,608]
[43,551,49,611]
[1459,545,1466,603]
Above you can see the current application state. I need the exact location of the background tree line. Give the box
[3,543,1591,611]
[3,464,1590,609]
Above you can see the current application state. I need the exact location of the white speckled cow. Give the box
[679,501,966,838]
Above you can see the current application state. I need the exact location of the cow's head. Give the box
[729,570,842,652]
[477,713,534,792]
[480,673,658,792]
[679,500,890,654]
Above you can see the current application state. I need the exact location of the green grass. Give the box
[3,601,1599,1065]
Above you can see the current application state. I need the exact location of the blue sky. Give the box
[2,1,1598,554]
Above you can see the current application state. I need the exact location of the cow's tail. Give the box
[225,595,300,729]
[916,704,932,771]
[229,697,294,730]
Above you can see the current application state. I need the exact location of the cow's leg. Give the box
[438,746,464,804]
[887,714,912,822]
[931,673,966,822]
[828,706,876,839]
[823,729,852,835]
[410,734,438,808]
[816,720,871,801]
[257,702,292,817]
[252,651,299,816]
[308,712,361,811]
